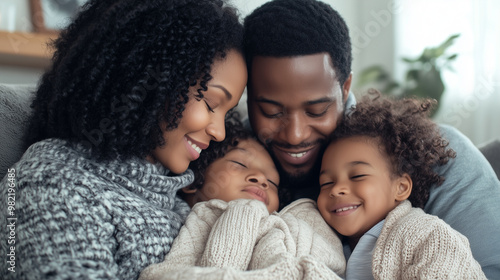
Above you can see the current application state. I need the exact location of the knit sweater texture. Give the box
[372,200,486,279]
[139,198,346,280]
[0,138,194,279]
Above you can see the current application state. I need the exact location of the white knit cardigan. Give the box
[371,200,486,279]
[139,198,346,280]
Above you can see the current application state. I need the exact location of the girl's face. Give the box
[317,136,411,246]
[150,50,247,174]
[186,138,280,213]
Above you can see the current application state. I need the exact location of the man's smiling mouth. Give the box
[288,152,306,158]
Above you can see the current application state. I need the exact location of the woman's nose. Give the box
[206,115,226,142]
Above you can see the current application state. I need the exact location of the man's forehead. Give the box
[250,53,339,89]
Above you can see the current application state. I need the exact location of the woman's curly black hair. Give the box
[26,0,244,160]
[328,90,456,208]
[186,111,256,191]
[243,0,352,86]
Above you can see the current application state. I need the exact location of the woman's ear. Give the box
[395,173,412,201]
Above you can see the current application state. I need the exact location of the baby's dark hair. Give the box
[329,91,456,208]
[26,0,243,160]
[243,0,351,86]
[187,111,256,190]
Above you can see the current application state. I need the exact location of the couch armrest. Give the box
[0,84,35,179]
[478,139,500,180]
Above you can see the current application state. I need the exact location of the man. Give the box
[243,0,500,278]
[244,0,354,205]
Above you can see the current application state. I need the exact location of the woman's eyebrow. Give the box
[209,84,232,100]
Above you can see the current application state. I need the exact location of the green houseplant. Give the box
[356,34,460,116]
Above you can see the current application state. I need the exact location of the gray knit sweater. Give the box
[1,139,194,279]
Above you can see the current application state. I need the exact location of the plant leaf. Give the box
[356,65,391,86]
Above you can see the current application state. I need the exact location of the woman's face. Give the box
[150,50,247,174]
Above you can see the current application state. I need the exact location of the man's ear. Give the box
[395,173,412,201]
[342,72,353,103]
[181,185,197,194]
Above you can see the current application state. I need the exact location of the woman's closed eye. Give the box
[194,96,215,113]
[351,174,366,180]
[204,100,215,112]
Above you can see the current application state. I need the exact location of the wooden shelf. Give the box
[0,30,56,68]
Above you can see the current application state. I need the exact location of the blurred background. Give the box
[1,0,499,146]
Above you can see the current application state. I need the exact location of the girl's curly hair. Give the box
[329,90,456,208]
[26,0,244,160]
[187,111,255,190]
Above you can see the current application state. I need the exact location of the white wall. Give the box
[0,0,41,85]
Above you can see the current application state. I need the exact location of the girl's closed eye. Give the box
[351,174,367,180]
[229,160,247,168]
[268,179,279,189]
[320,181,335,188]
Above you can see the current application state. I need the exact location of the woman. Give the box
[0,0,246,279]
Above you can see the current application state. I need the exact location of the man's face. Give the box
[247,53,352,181]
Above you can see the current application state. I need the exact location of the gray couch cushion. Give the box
[0,84,34,179]
[479,139,500,179]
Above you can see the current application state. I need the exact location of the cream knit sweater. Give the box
[139,198,345,280]
[371,200,486,279]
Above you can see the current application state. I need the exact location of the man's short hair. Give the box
[244,0,352,85]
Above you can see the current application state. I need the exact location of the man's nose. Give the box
[282,113,311,146]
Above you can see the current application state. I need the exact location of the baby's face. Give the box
[317,136,408,240]
[197,138,280,213]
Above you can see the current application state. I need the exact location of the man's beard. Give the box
[265,140,326,208]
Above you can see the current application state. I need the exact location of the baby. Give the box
[140,113,345,280]
[180,113,280,213]
[317,91,486,279]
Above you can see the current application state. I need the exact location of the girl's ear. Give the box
[181,185,197,194]
[395,173,412,201]
[180,185,198,208]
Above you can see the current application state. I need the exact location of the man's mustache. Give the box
[265,139,325,150]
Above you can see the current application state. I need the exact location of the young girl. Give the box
[317,91,486,279]
[0,0,246,279]
[140,116,346,280]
